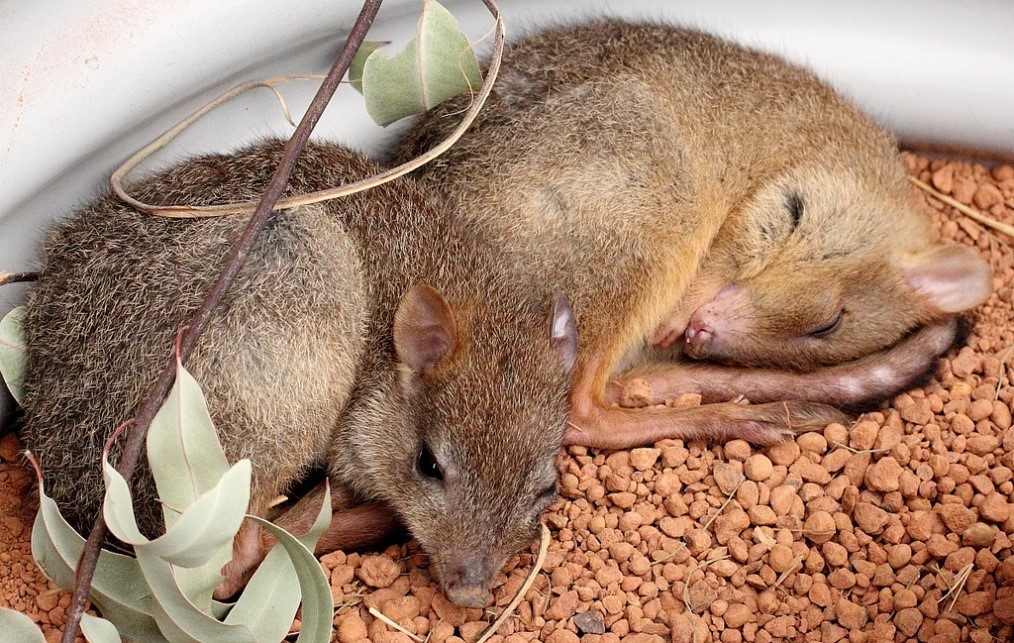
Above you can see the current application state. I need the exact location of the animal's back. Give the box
[21,141,372,536]
[395,20,945,373]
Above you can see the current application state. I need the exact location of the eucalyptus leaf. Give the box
[139,458,249,568]
[210,597,233,620]
[360,0,482,125]
[101,451,147,545]
[104,455,251,569]
[80,614,122,643]
[31,483,164,641]
[252,516,334,643]
[146,359,236,607]
[225,485,333,641]
[148,359,230,529]
[29,303,333,641]
[0,305,27,404]
[139,460,249,567]
[348,41,388,93]
[134,547,258,643]
[0,607,47,643]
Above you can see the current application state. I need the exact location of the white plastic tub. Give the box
[2,0,1013,414]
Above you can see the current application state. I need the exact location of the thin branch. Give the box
[0,271,40,286]
[60,1,385,639]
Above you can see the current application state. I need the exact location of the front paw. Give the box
[213,519,272,600]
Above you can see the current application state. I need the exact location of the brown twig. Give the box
[0,271,40,286]
[59,1,386,639]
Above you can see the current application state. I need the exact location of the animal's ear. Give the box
[550,294,579,374]
[394,284,458,374]
[904,245,992,313]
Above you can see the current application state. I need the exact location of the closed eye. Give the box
[810,309,844,338]
[535,483,558,505]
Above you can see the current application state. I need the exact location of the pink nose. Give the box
[684,316,715,357]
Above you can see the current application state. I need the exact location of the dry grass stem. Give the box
[937,563,975,612]
[995,345,1013,400]
[112,11,507,218]
[701,478,744,532]
[830,442,891,455]
[909,176,1014,239]
[681,554,732,615]
[771,555,805,590]
[369,606,425,642]
[476,522,550,643]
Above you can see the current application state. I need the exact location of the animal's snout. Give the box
[440,552,495,608]
[445,582,489,608]
[684,315,715,357]
[685,284,751,359]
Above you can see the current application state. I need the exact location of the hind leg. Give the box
[565,352,846,450]
[214,482,403,599]
[610,318,957,409]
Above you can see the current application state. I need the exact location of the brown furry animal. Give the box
[20,140,577,607]
[395,20,992,448]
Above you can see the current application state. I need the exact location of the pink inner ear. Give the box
[394,285,458,373]
[550,294,578,374]
[904,245,993,314]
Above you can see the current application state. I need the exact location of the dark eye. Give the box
[417,445,443,481]
[810,309,844,337]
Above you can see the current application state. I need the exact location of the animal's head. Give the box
[685,160,991,370]
[361,284,577,607]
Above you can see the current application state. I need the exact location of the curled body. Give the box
[20,140,576,607]
[396,20,992,446]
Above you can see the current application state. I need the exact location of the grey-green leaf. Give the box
[361,0,482,125]
[0,607,47,643]
[0,305,27,404]
[80,614,122,643]
[134,547,258,643]
[138,459,249,568]
[31,478,164,641]
[101,450,147,546]
[148,359,230,529]
[348,41,388,93]
[104,453,251,569]
[225,485,333,641]
[251,516,334,643]
[146,359,236,608]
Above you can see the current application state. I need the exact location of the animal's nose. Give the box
[684,315,715,356]
[444,582,489,608]
[441,554,493,608]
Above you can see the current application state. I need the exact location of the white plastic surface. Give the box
[1,0,1013,415]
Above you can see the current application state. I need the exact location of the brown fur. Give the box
[20,140,573,607]
[19,21,995,608]
[394,21,991,442]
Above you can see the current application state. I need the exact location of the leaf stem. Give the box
[60,1,385,639]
